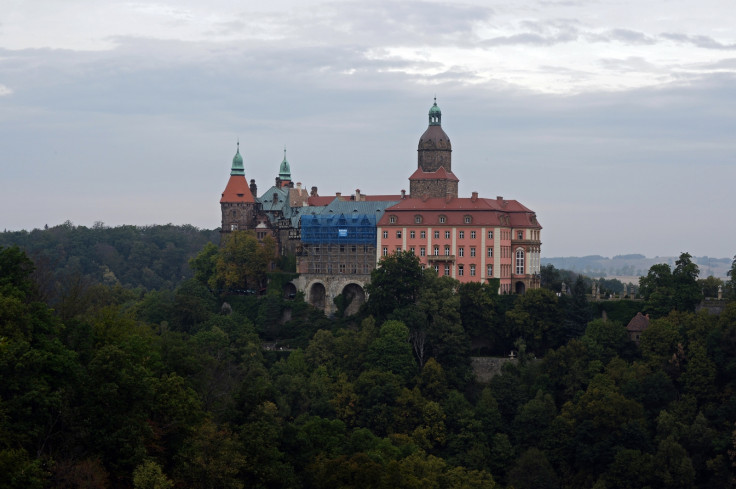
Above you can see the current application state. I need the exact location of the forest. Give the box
[2,225,736,489]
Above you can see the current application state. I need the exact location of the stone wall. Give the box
[471,356,518,383]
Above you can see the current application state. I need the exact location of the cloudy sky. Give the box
[1,0,735,258]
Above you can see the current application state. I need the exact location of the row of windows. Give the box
[388,215,476,225]
[310,245,372,253]
[427,263,493,277]
[383,230,491,240]
[310,264,373,274]
[385,245,496,258]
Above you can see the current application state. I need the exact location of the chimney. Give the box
[250,179,257,196]
[311,186,318,196]
[355,189,361,201]
[401,189,406,199]
[471,191,478,202]
[296,182,302,190]
[496,196,503,200]
[335,192,342,199]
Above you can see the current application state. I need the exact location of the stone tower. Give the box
[220,142,257,235]
[409,99,459,199]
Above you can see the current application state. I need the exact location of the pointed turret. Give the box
[278,147,292,187]
[221,142,256,234]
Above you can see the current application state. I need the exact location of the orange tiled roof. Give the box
[220,175,255,203]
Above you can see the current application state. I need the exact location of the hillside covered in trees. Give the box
[2,234,736,488]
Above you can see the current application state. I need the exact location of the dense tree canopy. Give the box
[2,241,736,489]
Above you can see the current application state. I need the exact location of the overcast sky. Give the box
[1,0,734,257]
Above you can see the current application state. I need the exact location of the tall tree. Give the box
[214,231,277,293]
[672,253,702,312]
[364,251,424,322]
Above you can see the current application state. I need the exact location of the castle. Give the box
[219,100,542,313]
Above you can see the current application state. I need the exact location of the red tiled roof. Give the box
[307,196,335,206]
[377,196,541,227]
[626,312,650,332]
[220,175,255,203]
[362,194,403,201]
[409,167,460,182]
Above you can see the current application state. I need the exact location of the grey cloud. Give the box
[599,56,658,73]
[660,32,736,50]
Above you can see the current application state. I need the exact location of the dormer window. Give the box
[439,215,446,223]
[389,215,397,224]
[415,215,422,224]
[464,215,472,224]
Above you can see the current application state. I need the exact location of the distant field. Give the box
[542,255,731,280]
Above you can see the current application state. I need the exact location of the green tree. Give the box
[727,255,736,298]
[365,251,424,322]
[639,263,674,317]
[506,288,563,354]
[215,231,277,293]
[133,460,173,489]
[366,320,417,380]
[672,252,702,312]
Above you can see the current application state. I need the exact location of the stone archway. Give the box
[283,282,297,299]
[309,282,326,310]
[515,281,526,295]
[341,283,366,316]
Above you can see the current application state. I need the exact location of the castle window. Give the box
[383,231,388,238]
[516,249,525,275]
[445,231,450,239]
[518,231,524,239]
[434,231,440,239]
[444,246,450,256]
[444,265,450,276]
[488,248,493,257]
[410,247,415,254]
[389,215,397,223]
[383,247,388,256]
[415,215,422,224]
[434,265,439,273]
[458,265,464,276]
[339,264,346,273]
[232,210,236,217]
[470,247,476,257]
[459,247,464,257]
[396,231,402,238]
[410,231,416,239]
[459,231,464,239]
[231,224,238,231]
[433,246,439,256]
[464,216,471,224]
[488,231,493,239]
[470,264,476,276]
[471,231,476,239]
[439,215,446,223]
[420,247,426,256]
[487,264,493,276]
[421,231,426,239]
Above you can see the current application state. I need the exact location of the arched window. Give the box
[515,248,525,275]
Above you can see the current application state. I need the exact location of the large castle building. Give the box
[219,100,542,310]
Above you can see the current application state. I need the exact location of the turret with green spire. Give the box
[428,97,441,126]
[279,147,291,183]
[231,141,245,176]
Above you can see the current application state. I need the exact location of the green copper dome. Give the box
[231,142,245,176]
[428,97,441,126]
[279,147,291,181]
